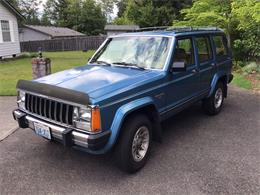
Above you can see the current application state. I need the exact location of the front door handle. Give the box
[211,62,216,66]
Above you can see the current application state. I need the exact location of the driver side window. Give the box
[173,38,195,67]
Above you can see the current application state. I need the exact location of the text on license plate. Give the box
[34,122,51,140]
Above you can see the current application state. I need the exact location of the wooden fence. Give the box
[20,36,107,52]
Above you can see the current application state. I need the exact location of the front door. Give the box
[164,37,200,115]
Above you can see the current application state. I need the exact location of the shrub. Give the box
[17,52,38,59]
[241,62,260,74]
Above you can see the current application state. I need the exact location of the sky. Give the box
[38,0,46,13]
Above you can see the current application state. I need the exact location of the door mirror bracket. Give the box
[170,61,186,72]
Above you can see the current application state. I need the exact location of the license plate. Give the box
[34,123,51,140]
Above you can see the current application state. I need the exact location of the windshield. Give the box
[91,36,172,70]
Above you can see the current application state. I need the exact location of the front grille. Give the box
[25,93,74,125]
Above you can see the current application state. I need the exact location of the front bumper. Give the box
[13,109,110,151]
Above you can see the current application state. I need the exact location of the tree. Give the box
[7,0,19,9]
[113,0,192,27]
[173,0,234,44]
[42,0,71,26]
[78,0,106,35]
[152,0,192,20]
[232,0,260,61]
[40,0,56,25]
[124,0,156,27]
[42,0,106,35]
[116,0,129,17]
[114,0,162,27]
[18,0,42,25]
[173,0,260,61]
[41,0,58,25]
[97,0,119,22]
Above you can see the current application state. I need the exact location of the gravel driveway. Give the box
[0,86,259,194]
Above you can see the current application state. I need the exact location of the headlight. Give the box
[17,90,26,110]
[79,108,91,122]
[73,106,101,133]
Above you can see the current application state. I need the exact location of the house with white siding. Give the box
[0,0,24,58]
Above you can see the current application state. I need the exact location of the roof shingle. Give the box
[24,25,85,37]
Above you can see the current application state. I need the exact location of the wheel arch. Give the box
[120,104,162,142]
[105,97,162,152]
[208,72,228,98]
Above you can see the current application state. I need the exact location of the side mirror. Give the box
[171,61,186,72]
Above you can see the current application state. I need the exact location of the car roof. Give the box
[111,27,225,38]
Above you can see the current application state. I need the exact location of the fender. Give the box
[102,96,157,153]
[208,71,227,98]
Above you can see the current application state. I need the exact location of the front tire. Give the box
[202,82,225,115]
[115,114,152,173]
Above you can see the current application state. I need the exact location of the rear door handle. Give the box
[211,62,216,66]
[192,69,199,74]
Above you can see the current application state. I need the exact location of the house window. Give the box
[1,20,11,42]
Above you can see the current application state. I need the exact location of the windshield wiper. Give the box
[90,60,111,66]
[112,62,145,70]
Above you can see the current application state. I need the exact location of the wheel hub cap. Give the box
[131,126,150,162]
[214,88,223,108]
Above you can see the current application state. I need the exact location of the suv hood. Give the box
[35,65,163,100]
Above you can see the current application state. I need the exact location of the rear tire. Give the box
[202,82,225,115]
[115,114,152,173]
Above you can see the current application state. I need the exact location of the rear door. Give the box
[212,35,232,73]
[194,35,215,92]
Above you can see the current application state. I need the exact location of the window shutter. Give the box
[9,20,14,42]
[0,21,3,43]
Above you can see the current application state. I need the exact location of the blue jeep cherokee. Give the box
[13,27,233,172]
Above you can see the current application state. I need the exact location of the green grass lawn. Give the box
[0,51,95,96]
[231,73,252,90]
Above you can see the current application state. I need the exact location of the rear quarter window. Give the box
[213,35,228,57]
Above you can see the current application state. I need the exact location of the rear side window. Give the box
[213,35,228,57]
[173,38,194,66]
[196,37,212,63]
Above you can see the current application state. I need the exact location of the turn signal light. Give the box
[91,107,101,132]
